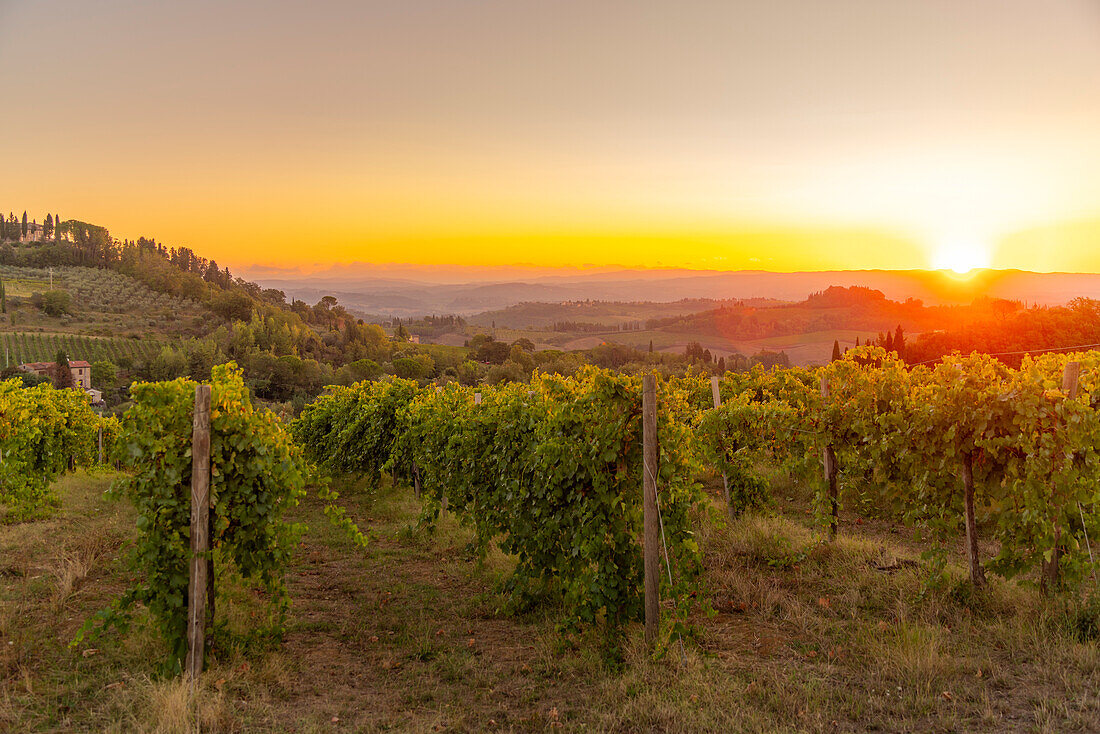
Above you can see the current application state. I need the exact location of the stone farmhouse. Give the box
[21,220,45,242]
[18,359,93,389]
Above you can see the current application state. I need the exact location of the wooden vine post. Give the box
[710,376,734,520]
[642,374,659,646]
[1044,360,1082,593]
[820,377,839,539]
[961,450,985,587]
[186,384,212,679]
[97,426,104,464]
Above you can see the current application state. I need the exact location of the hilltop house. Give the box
[21,220,44,242]
[18,360,93,389]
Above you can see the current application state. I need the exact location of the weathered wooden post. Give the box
[97,427,103,465]
[474,391,482,405]
[820,377,839,539]
[642,374,659,646]
[710,376,734,520]
[186,384,212,679]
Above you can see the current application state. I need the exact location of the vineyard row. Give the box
[0,331,160,366]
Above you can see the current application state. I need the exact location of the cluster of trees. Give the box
[907,298,1100,366]
[831,325,908,362]
[549,320,646,333]
[650,286,931,342]
[392,314,467,339]
[0,211,62,242]
[805,285,889,308]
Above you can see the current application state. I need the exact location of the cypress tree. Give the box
[21,211,28,238]
[54,349,74,389]
[894,324,906,361]
[1,278,6,314]
[831,339,841,362]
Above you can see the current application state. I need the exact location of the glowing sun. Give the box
[931,237,992,274]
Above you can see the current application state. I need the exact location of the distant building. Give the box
[408,334,420,344]
[18,359,93,389]
[21,220,44,242]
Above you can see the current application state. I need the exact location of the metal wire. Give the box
[908,343,1100,367]
[644,454,686,664]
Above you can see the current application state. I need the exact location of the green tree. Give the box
[0,278,6,314]
[44,213,53,240]
[39,290,73,317]
[210,290,253,322]
[392,357,425,379]
[55,214,62,242]
[54,350,74,389]
[91,360,118,389]
[894,324,906,361]
[21,211,28,239]
[831,339,842,362]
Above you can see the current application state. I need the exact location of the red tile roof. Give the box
[19,360,92,369]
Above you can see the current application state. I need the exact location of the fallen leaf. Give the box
[82,648,99,658]
[941,691,953,701]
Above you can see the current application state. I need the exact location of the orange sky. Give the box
[4,1,1100,273]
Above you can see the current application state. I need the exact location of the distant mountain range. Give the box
[241,265,1100,319]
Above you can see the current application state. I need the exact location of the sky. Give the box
[4,0,1100,273]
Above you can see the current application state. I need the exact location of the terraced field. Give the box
[0,331,159,367]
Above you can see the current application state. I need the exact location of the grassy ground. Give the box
[2,472,1099,732]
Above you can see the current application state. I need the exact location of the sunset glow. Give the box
[4,1,1100,273]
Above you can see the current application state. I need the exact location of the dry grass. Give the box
[2,471,1100,732]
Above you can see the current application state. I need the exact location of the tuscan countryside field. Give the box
[8,2,1100,733]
